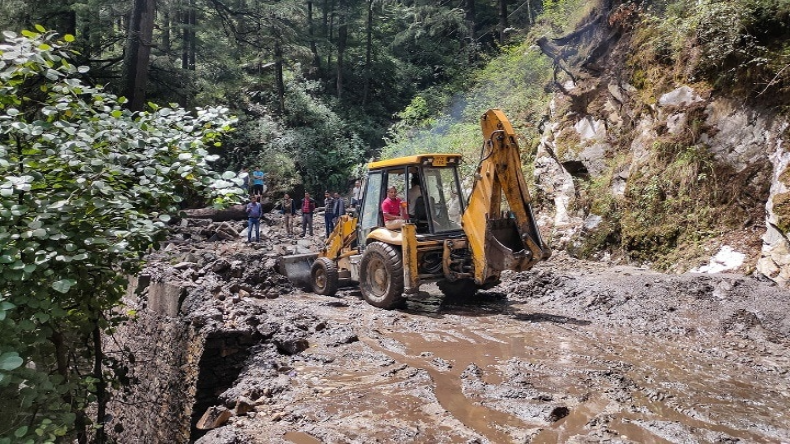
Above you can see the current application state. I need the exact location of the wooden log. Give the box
[182,205,247,221]
[181,198,274,222]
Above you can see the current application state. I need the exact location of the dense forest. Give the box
[0,0,553,196]
[2,0,790,442]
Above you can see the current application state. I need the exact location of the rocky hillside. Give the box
[529,1,790,286]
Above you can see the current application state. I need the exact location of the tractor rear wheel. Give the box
[359,242,405,309]
[311,257,339,296]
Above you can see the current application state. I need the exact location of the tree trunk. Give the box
[274,40,285,114]
[52,330,88,443]
[464,0,476,60]
[498,0,508,44]
[163,7,171,53]
[181,0,195,70]
[326,0,335,76]
[182,204,248,221]
[336,9,347,100]
[93,324,107,444]
[188,0,196,70]
[307,0,322,78]
[362,0,372,106]
[122,0,156,111]
[181,0,189,69]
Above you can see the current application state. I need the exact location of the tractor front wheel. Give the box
[311,257,339,296]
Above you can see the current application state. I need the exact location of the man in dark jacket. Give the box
[300,192,316,237]
[332,192,346,224]
[323,191,335,237]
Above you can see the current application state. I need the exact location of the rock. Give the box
[274,337,309,355]
[196,406,233,430]
[173,261,197,270]
[234,397,255,415]
[658,85,703,107]
[212,259,231,273]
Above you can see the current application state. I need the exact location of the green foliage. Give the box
[619,141,735,267]
[225,76,366,195]
[381,40,553,177]
[280,79,366,194]
[536,0,597,35]
[0,29,238,441]
[635,0,790,101]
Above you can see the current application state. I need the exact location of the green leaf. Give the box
[0,352,23,371]
[64,34,75,42]
[14,426,27,438]
[34,24,46,32]
[52,279,75,293]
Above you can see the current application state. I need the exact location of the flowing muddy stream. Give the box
[196,260,790,444]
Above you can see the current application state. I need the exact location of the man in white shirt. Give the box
[351,180,363,207]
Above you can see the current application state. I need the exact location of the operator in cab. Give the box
[381,186,407,230]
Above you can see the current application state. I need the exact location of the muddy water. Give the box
[284,431,322,444]
[270,289,790,443]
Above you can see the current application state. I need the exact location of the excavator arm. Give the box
[461,109,551,285]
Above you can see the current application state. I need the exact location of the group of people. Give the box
[245,174,429,242]
[245,191,317,242]
[244,187,360,242]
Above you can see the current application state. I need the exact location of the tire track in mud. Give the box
[199,263,790,444]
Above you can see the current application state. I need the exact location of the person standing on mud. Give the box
[246,195,262,242]
[252,168,266,196]
[323,191,335,237]
[333,192,346,224]
[300,192,316,237]
[351,180,363,208]
[281,193,296,235]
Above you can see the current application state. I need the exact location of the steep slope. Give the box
[531,0,790,285]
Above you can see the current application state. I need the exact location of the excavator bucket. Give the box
[275,253,318,289]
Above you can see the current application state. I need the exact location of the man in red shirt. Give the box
[381,186,406,230]
[300,192,316,236]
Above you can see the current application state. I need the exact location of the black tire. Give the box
[437,278,478,299]
[359,242,405,309]
[311,257,339,296]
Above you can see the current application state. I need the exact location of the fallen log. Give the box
[182,205,247,221]
[180,199,275,222]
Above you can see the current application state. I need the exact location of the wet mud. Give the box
[195,253,790,444]
[147,217,790,443]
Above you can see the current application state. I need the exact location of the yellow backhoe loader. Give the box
[278,109,551,309]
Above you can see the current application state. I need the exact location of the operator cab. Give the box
[357,154,466,241]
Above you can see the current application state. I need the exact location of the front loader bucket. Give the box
[275,253,319,289]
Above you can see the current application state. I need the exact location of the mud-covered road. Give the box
[191,243,790,444]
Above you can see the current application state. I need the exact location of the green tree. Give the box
[0,29,238,442]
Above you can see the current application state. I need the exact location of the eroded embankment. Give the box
[106,215,790,443]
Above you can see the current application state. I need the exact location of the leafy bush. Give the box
[0,29,237,442]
